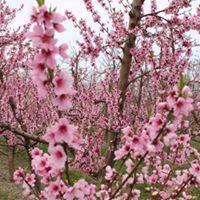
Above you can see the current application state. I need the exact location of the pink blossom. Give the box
[181,192,194,200]
[151,114,163,131]
[48,181,61,196]
[190,163,200,179]
[167,90,177,106]
[43,127,57,144]
[163,133,177,146]
[70,130,84,150]
[158,102,169,110]
[26,25,57,50]
[36,49,58,69]
[49,145,67,169]
[182,86,192,96]
[174,97,193,117]
[13,167,24,184]
[131,135,146,155]
[22,182,32,197]
[131,189,141,200]
[38,5,65,27]
[63,187,75,200]
[29,59,46,73]
[50,12,66,23]
[53,23,66,32]
[54,118,73,144]
[148,174,158,184]
[114,144,130,160]
[73,179,95,199]
[31,70,48,98]
[53,94,72,111]
[25,173,36,187]
[159,191,168,199]
[32,154,48,172]
[105,166,116,180]
[53,71,74,95]
[115,194,128,200]
[179,134,190,145]
[146,114,163,141]
[125,159,134,173]
[30,147,43,158]
[122,126,132,137]
[122,174,134,185]
[59,44,68,58]
[30,6,39,22]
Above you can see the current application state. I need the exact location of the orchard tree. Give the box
[0,0,59,181]
[0,0,200,199]
[0,0,33,180]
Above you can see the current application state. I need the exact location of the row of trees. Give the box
[0,0,200,199]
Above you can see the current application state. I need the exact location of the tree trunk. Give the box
[105,0,145,169]
[8,145,15,182]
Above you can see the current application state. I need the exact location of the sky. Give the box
[7,0,169,27]
[7,0,200,56]
[7,0,92,44]
[8,0,199,25]
[8,0,91,26]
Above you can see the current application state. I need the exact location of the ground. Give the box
[0,139,200,199]
[0,151,26,200]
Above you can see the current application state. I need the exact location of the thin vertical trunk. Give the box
[8,145,15,182]
[105,0,145,168]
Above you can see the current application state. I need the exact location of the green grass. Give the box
[190,140,200,152]
[188,188,200,198]
[0,136,6,144]
[1,137,200,198]
[70,169,96,184]
[37,143,48,152]
[0,191,8,200]
[136,183,151,199]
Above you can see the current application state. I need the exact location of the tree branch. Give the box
[0,122,47,144]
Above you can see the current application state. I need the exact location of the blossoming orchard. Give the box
[0,0,200,199]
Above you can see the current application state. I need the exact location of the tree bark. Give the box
[105,0,145,168]
[8,145,15,182]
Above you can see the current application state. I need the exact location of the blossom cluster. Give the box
[27,5,74,111]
